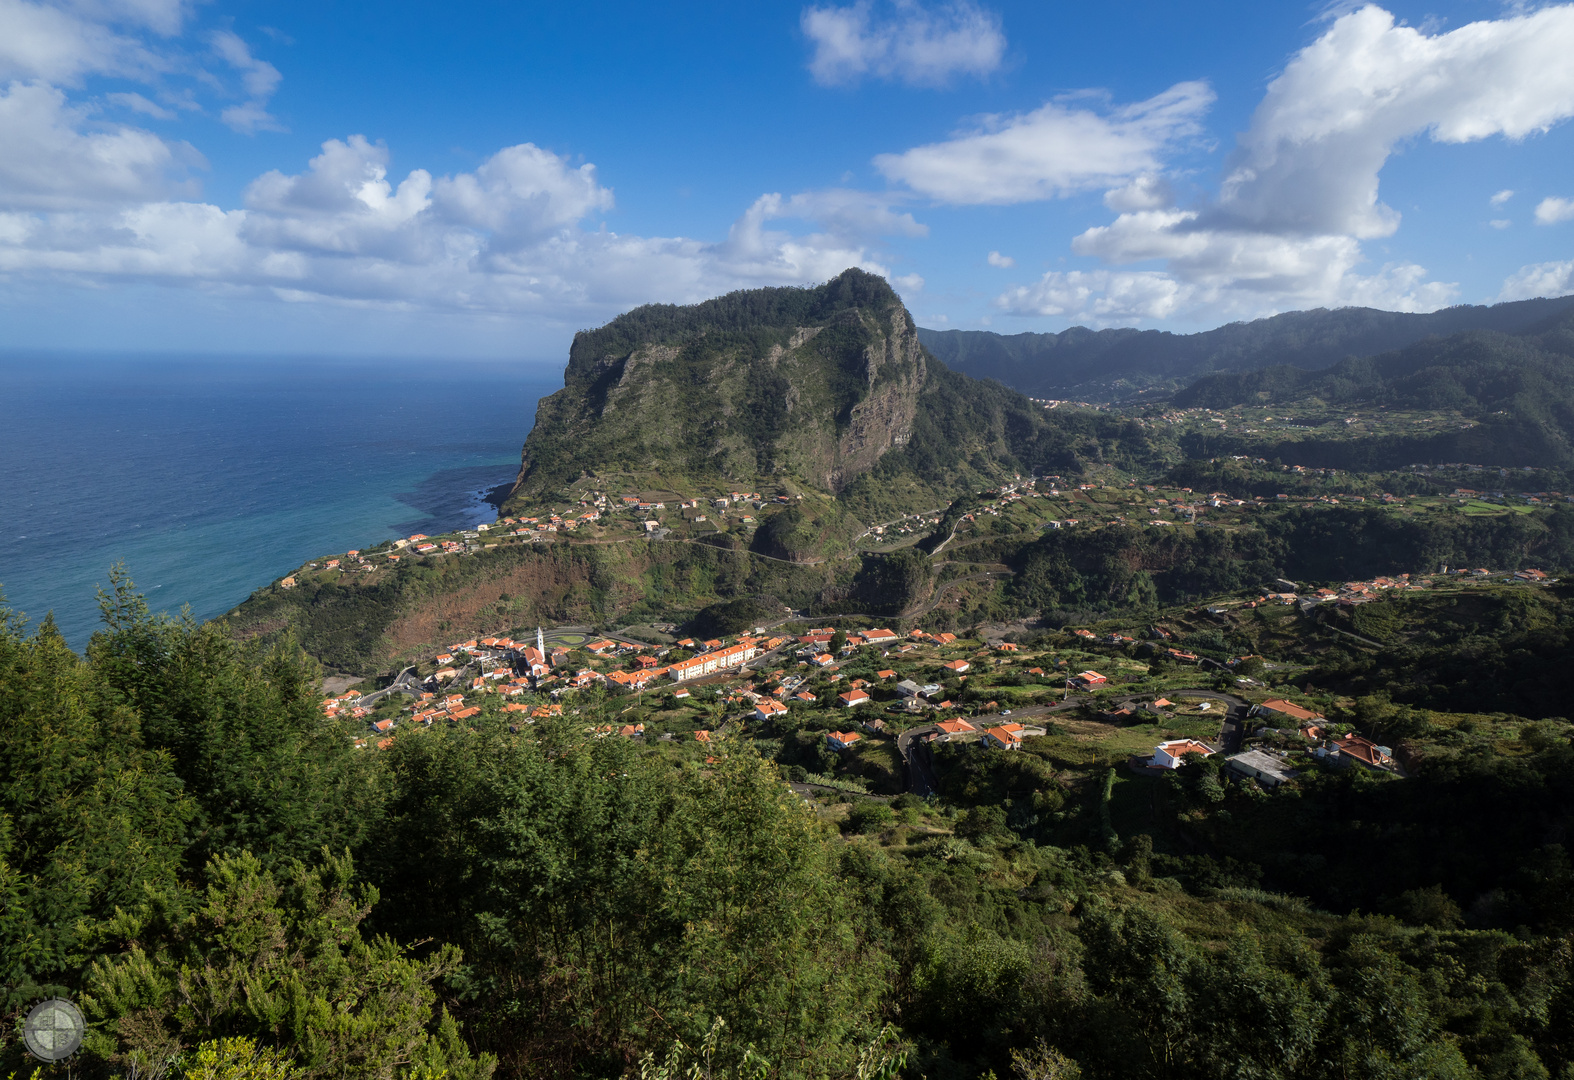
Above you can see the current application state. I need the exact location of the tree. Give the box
[1323,936,1473,1080]
[83,849,494,1080]
[87,569,380,869]
[0,604,193,1012]
[1009,1040,1081,1080]
[367,725,887,1078]
[845,802,895,835]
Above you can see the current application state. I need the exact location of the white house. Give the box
[1151,739,1215,769]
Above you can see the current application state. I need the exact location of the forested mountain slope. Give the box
[1174,304,1574,470]
[918,295,1574,400]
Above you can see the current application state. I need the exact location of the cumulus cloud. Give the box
[986,250,1012,267]
[876,81,1212,204]
[1103,173,1172,212]
[1536,196,1574,224]
[998,259,1457,325]
[996,4,1574,322]
[0,121,914,316]
[0,1,919,323]
[1491,188,1514,206]
[802,0,1005,87]
[1499,260,1574,301]
[1204,4,1574,241]
[0,80,201,210]
[997,269,1184,321]
[0,0,171,83]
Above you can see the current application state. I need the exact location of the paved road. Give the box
[1161,688,1249,753]
[354,666,421,708]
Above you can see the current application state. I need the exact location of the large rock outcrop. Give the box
[503,268,1095,521]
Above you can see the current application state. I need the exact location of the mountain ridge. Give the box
[918,294,1574,401]
[1169,303,1574,472]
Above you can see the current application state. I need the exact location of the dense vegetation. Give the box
[1173,307,1574,473]
[17,577,1574,1080]
[918,294,1574,400]
[979,504,1574,624]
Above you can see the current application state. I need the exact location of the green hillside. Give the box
[1172,306,1574,472]
[504,269,1158,524]
[918,294,1574,401]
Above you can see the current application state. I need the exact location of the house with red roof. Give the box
[826,731,862,751]
[1332,734,1394,771]
[929,718,976,741]
[983,723,1025,750]
[1256,698,1324,724]
[753,699,789,722]
[1152,739,1215,769]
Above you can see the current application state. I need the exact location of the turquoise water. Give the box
[0,354,558,649]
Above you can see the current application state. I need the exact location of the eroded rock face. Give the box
[507,268,933,501]
[829,312,926,491]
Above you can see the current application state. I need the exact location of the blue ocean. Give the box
[0,354,559,650]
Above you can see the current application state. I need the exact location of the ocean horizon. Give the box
[0,352,559,650]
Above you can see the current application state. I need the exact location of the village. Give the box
[316,589,1423,811]
[279,463,1561,836]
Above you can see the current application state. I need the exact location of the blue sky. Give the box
[1,0,1572,362]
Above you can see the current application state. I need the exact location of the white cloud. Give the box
[1498,259,1574,300]
[0,80,201,210]
[0,0,169,83]
[1103,172,1172,212]
[1004,4,1574,323]
[66,0,190,36]
[998,259,1456,325]
[105,89,171,117]
[802,0,1005,87]
[1490,188,1514,206]
[997,269,1184,321]
[432,142,615,240]
[0,1,920,328]
[875,81,1212,204]
[986,250,1013,267]
[1535,196,1574,224]
[1490,218,1511,229]
[1202,4,1574,242]
[210,30,282,133]
[0,121,914,317]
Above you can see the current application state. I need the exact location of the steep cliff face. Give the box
[507,269,935,503]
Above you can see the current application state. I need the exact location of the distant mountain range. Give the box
[917,295,1574,401]
[1172,301,1574,472]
